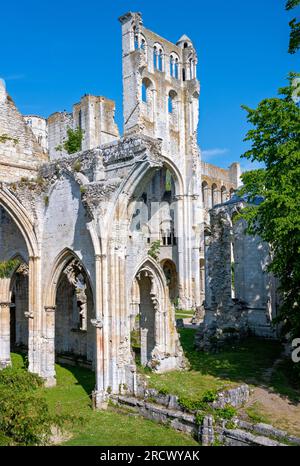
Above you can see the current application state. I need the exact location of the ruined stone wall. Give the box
[47,111,73,159]
[23,115,48,152]
[196,198,277,350]
[201,161,241,211]
[0,80,48,182]
[73,95,119,151]
[0,207,28,262]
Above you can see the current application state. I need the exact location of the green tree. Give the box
[286,0,300,54]
[239,73,300,338]
[56,127,84,155]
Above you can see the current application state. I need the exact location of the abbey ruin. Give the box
[0,12,278,408]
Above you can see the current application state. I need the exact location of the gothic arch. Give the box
[0,186,39,257]
[0,253,28,303]
[44,248,94,309]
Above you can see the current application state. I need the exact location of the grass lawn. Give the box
[10,329,300,444]
[139,329,299,402]
[11,353,197,446]
[175,309,194,319]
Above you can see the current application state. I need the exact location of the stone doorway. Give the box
[130,270,156,367]
[55,258,94,368]
[10,263,29,353]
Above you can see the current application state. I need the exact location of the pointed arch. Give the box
[44,248,94,308]
[0,186,39,258]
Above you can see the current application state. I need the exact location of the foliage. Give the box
[0,133,18,145]
[215,405,236,420]
[55,127,84,155]
[73,160,82,172]
[286,0,300,54]
[148,240,161,260]
[0,366,63,446]
[0,258,20,279]
[0,366,43,391]
[201,389,218,403]
[239,73,300,339]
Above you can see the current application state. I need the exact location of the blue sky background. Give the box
[0,0,298,170]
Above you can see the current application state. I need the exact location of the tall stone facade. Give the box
[196,195,278,351]
[0,12,270,408]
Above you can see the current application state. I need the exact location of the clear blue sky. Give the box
[0,0,298,170]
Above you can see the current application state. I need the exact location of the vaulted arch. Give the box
[0,186,39,257]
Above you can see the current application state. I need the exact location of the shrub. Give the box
[0,367,66,446]
[215,405,236,420]
[201,389,218,402]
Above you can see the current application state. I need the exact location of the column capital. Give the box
[0,302,10,309]
[44,306,56,313]
[95,254,107,261]
[90,318,103,329]
[29,255,41,261]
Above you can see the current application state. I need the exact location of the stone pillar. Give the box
[0,302,11,369]
[91,254,108,410]
[43,306,56,387]
[140,328,148,366]
[27,256,42,376]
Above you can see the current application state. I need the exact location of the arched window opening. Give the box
[182,68,186,81]
[221,186,227,203]
[202,181,208,207]
[153,46,157,69]
[174,58,179,79]
[229,187,235,199]
[168,94,173,113]
[142,81,147,103]
[153,44,164,71]
[134,34,139,50]
[170,56,174,76]
[170,54,179,79]
[141,78,153,107]
[168,90,177,115]
[211,184,218,206]
[184,42,188,48]
[158,49,163,71]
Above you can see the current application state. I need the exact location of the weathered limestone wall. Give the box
[48,95,119,160]
[196,197,277,350]
[47,111,73,159]
[73,95,119,151]
[23,115,48,152]
[0,207,29,262]
[0,79,48,182]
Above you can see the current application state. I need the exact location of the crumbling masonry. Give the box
[0,12,277,408]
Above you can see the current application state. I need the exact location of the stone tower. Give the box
[119,12,200,170]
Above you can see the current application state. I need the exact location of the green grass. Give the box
[139,329,295,401]
[175,309,194,319]
[10,353,197,446]
[245,402,272,424]
[10,329,300,444]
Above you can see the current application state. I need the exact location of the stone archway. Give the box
[129,257,185,372]
[55,257,95,367]
[160,259,178,303]
[10,262,29,353]
[42,249,96,385]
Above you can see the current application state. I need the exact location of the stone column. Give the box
[140,328,148,366]
[0,302,11,369]
[28,256,42,376]
[91,254,108,410]
[43,306,56,387]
